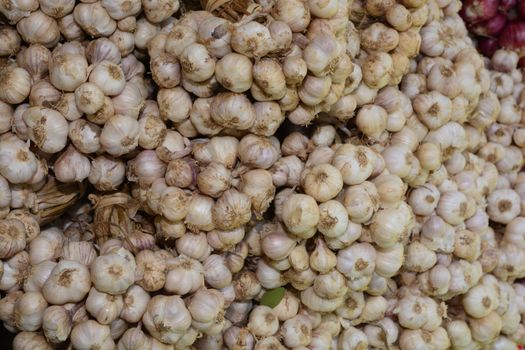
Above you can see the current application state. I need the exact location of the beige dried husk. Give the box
[200,0,269,22]
[88,192,141,246]
[35,177,85,225]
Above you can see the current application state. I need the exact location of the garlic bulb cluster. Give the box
[1,0,525,348]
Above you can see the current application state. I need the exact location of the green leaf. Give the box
[260,287,285,308]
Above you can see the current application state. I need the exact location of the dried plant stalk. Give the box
[35,177,85,225]
[200,0,267,22]
[89,192,140,246]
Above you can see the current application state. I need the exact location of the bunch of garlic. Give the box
[1,0,525,347]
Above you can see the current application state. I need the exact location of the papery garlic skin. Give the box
[42,260,91,305]
[0,134,37,184]
[23,107,69,154]
[90,248,136,295]
[247,306,279,337]
[100,115,140,157]
[142,295,192,344]
[282,194,320,238]
[42,305,72,343]
[120,285,151,324]
[17,11,60,48]
[85,287,124,325]
[74,3,117,38]
[14,291,47,331]
[13,332,53,350]
[165,255,204,295]
[71,320,115,350]
[89,155,126,191]
[54,146,91,183]
[303,164,343,202]
[0,219,26,259]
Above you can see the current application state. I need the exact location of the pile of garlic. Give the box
[0,0,525,348]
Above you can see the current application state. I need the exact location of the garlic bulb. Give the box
[165,255,203,295]
[302,164,343,202]
[210,92,256,130]
[142,295,192,344]
[120,285,150,323]
[342,181,380,223]
[74,2,117,37]
[14,291,47,331]
[468,311,502,343]
[239,135,281,169]
[282,193,320,238]
[179,43,216,82]
[157,87,192,123]
[29,79,61,107]
[159,186,189,222]
[112,82,145,119]
[231,21,275,58]
[317,200,348,238]
[71,320,115,350]
[100,115,140,156]
[0,219,26,259]
[212,189,252,231]
[16,44,50,83]
[49,52,89,92]
[215,53,253,93]
[487,189,521,224]
[370,204,414,249]
[16,11,60,48]
[0,66,31,105]
[61,241,97,267]
[13,332,53,350]
[310,238,337,273]
[42,260,91,305]
[0,27,20,57]
[247,306,279,337]
[0,133,37,184]
[54,146,91,183]
[68,119,101,154]
[252,58,287,101]
[85,287,124,325]
[356,104,388,139]
[89,155,126,191]
[279,314,312,348]
[332,144,375,185]
[239,169,275,217]
[185,194,215,233]
[188,288,224,326]
[90,248,136,295]
[42,305,72,343]
[23,107,68,154]
[437,190,469,225]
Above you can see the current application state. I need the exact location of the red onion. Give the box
[460,0,500,24]
[519,55,525,68]
[470,12,508,37]
[518,0,525,17]
[500,21,525,48]
[478,37,502,56]
[500,0,516,10]
[499,0,516,11]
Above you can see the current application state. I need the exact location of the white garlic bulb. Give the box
[100,115,140,156]
[165,255,204,295]
[282,193,320,238]
[85,287,124,325]
[23,107,68,154]
[54,146,91,183]
[91,248,136,295]
[142,295,192,344]
[42,260,91,305]
[71,320,115,350]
